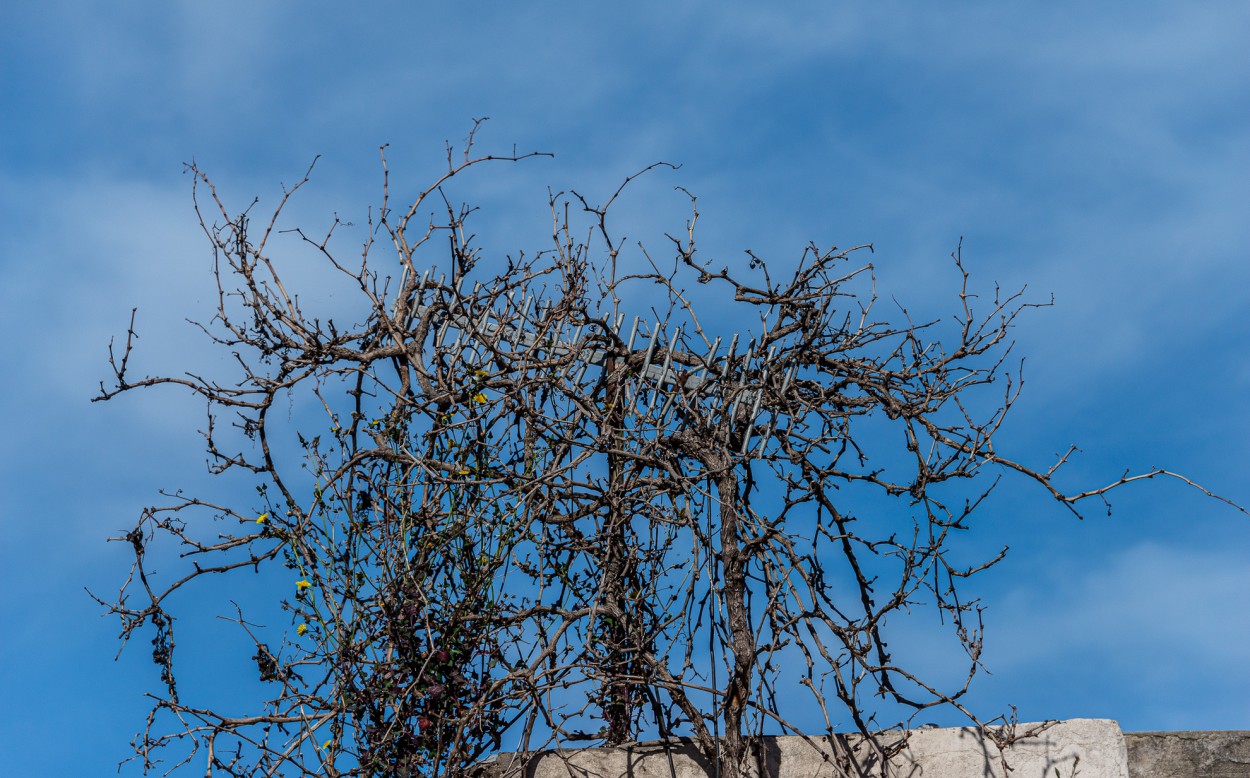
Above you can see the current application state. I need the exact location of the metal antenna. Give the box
[645,328,678,415]
[403,280,799,460]
[625,316,641,352]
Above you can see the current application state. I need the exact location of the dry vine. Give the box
[93,122,1244,778]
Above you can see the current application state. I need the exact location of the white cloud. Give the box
[990,540,1250,679]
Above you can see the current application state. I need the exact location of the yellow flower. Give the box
[472,393,488,404]
[296,623,308,636]
[296,579,312,590]
[256,513,268,524]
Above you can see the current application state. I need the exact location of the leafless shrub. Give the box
[93,121,1244,777]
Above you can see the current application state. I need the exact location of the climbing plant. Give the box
[95,123,1243,777]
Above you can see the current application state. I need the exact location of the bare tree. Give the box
[94,122,1244,777]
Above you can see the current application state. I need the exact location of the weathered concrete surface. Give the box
[1125,730,1250,778]
[482,719,1128,778]
[891,719,1126,777]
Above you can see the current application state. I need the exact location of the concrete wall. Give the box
[481,720,1128,778]
[1124,731,1250,778]
[478,723,1250,778]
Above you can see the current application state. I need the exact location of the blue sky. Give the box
[2,2,1248,774]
